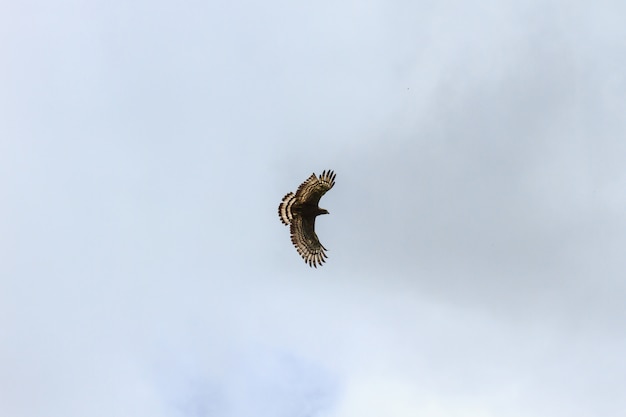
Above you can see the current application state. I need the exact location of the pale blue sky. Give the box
[2,0,626,416]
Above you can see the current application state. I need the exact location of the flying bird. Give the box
[278,170,336,267]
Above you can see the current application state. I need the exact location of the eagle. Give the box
[278,170,336,267]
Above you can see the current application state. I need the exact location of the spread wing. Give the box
[290,214,328,268]
[294,170,336,205]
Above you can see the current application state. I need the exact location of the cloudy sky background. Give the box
[2,0,625,416]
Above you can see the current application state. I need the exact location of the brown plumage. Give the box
[278,170,336,267]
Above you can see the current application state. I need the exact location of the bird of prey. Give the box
[278,170,336,267]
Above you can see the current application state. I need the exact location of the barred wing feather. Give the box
[290,215,328,268]
[294,170,336,205]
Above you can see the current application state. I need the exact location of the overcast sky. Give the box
[2,0,626,416]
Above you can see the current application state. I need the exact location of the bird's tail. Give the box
[278,192,296,225]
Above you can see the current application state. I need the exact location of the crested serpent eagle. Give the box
[278,170,336,267]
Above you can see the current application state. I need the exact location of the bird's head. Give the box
[318,208,329,216]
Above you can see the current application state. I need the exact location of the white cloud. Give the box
[2,0,626,416]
